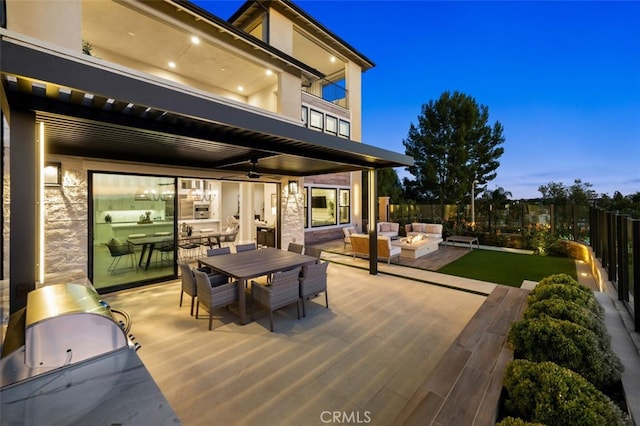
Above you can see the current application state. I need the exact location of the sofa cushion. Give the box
[425,224,443,235]
[380,223,391,232]
[412,223,426,233]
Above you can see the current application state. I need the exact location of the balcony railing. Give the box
[302,78,348,109]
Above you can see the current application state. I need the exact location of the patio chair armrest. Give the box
[251,281,271,305]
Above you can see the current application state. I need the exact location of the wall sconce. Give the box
[44,162,61,186]
[288,180,299,195]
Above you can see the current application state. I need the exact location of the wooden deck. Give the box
[312,238,471,271]
[394,285,530,425]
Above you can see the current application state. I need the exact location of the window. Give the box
[309,109,323,131]
[339,189,350,224]
[325,115,338,135]
[301,106,308,127]
[339,120,350,138]
[310,188,337,227]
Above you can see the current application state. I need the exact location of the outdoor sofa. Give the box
[376,222,400,239]
[405,223,443,239]
[349,234,401,264]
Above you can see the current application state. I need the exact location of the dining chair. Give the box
[287,242,304,254]
[178,262,198,316]
[106,239,136,274]
[194,269,239,330]
[250,266,302,332]
[206,246,231,257]
[235,242,256,252]
[220,231,238,249]
[178,236,202,262]
[156,239,174,267]
[304,246,323,263]
[299,261,329,317]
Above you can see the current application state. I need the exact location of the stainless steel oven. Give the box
[193,204,210,219]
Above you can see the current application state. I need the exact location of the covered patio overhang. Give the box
[1,34,412,311]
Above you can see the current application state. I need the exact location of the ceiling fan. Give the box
[247,158,261,179]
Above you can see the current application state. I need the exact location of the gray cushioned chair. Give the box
[287,242,304,254]
[299,261,329,317]
[304,246,323,263]
[193,269,239,330]
[251,266,302,332]
[235,242,256,252]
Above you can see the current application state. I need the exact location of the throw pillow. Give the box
[380,223,391,232]
[414,223,426,233]
[425,225,438,234]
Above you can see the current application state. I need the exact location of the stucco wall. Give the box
[7,0,82,51]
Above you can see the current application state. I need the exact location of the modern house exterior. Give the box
[0,0,412,313]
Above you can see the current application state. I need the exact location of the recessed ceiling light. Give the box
[237,85,244,92]
[330,56,336,63]
[265,69,273,76]
[191,35,200,45]
[168,61,176,69]
[128,31,135,37]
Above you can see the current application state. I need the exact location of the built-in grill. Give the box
[1,283,137,387]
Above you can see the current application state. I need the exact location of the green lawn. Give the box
[437,250,577,287]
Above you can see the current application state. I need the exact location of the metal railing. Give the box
[302,78,348,109]
[379,203,639,332]
[386,202,590,242]
[591,207,639,331]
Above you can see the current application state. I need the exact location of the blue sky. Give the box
[195,1,640,199]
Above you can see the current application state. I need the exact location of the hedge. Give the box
[524,298,610,346]
[507,316,623,389]
[527,283,604,318]
[502,360,628,425]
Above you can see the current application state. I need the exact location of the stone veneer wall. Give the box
[44,157,88,283]
[281,185,304,247]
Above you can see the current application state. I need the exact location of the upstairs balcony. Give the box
[301,78,351,139]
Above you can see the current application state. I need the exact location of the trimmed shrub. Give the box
[546,240,572,258]
[507,316,623,389]
[503,360,628,426]
[527,283,604,318]
[537,273,581,288]
[524,298,610,346]
[496,417,544,426]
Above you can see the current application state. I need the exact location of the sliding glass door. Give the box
[90,172,176,292]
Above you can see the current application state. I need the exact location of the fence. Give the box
[591,207,639,332]
[386,202,590,243]
[383,203,638,331]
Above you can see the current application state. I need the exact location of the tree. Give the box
[481,186,513,207]
[538,179,597,205]
[376,168,404,204]
[402,91,505,210]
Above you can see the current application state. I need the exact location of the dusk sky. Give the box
[195,1,640,200]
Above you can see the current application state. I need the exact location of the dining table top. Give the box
[198,247,317,280]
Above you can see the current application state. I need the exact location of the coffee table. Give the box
[392,237,441,259]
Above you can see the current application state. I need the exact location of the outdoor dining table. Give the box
[198,247,318,324]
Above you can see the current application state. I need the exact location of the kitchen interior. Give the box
[92,173,278,291]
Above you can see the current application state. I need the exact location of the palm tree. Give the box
[483,186,512,207]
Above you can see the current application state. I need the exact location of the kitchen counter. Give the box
[1,346,181,425]
[109,221,174,227]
